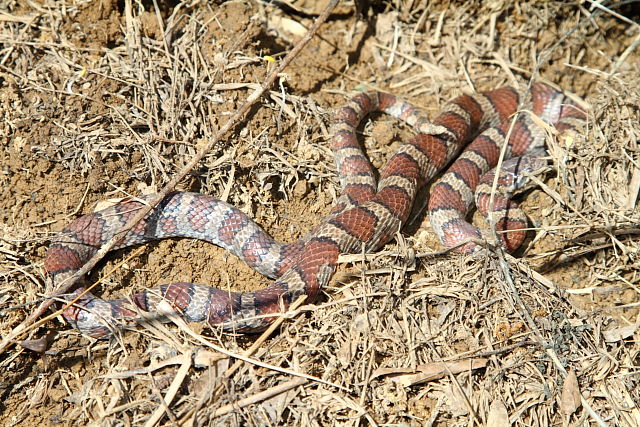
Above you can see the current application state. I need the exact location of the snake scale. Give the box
[44,82,585,338]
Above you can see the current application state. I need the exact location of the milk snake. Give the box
[44,82,586,338]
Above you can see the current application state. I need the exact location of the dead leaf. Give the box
[93,197,130,212]
[443,383,470,416]
[560,369,581,415]
[602,324,639,342]
[19,332,55,353]
[193,350,227,368]
[487,400,510,427]
[370,358,488,387]
[337,337,352,368]
[268,16,307,39]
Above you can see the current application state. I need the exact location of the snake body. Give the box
[44,83,585,338]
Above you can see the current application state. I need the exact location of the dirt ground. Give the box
[1,0,640,425]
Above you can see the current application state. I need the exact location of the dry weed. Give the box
[1,0,639,425]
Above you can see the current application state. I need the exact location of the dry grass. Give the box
[1,0,639,425]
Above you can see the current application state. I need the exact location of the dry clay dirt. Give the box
[1,0,640,425]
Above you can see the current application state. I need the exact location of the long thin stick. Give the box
[211,377,308,418]
[0,0,340,357]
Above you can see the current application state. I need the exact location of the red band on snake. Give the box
[44,82,586,338]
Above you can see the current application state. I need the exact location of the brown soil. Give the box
[1,1,639,425]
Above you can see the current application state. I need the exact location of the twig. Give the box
[223,296,308,380]
[157,300,349,392]
[496,250,607,427]
[610,29,640,75]
[9,247,147,349]
[211,377,308,418]
[179,295,309,425]
[0,0,340,356]
[144,351,192,427]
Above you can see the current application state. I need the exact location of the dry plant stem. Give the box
[484,97,605,424]
[486,111,522,247]
[0,0,340,356]
[610,29,640,75]
[11,247,147,350]
[166,306,351,421]
[487,128,605,425]
[144,351,192,427]
[180,296,308,426]
[426,342,481,424]
[584,0,640,27]
[223,296,308,380]
[495,255,607,426]
[211,377,308,418]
